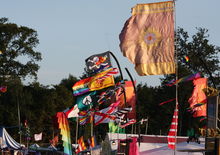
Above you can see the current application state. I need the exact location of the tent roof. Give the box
[0,127,22,150]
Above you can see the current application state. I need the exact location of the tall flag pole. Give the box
[174,0,178,154]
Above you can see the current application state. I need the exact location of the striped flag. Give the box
[94,68,118,81]
[94,101,120,126]
[76,136,87,154]
[111,107,132,118]
[119,119,136,128]
[79,110,94,125]
[167,103,178,150]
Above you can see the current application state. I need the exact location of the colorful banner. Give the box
[76,136,87,154]
[119,1,175,75]
[56,112,72,155]
[72,68,116,96]
[89,68,116,91]
[94,101,120,126]
[72,77,91,96]
[188,78,207,117]
[97,84,123,105]
[76,91,97,111]
[85,51,112,75]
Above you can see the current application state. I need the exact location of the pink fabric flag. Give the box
[168,104,178,150]
[119,1,175,76]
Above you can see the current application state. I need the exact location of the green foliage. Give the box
[0,75,78,144]
[0,18,42,82]
[176,27,220,87]
[157,27,220,135]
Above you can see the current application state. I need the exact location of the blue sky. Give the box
[1,0,219,86]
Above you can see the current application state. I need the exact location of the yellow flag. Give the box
[89,68,115,91]
[119,1,175,75]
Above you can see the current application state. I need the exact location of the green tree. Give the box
[0,17,42,82]
[176,27,220,87]
[159,27,220,135]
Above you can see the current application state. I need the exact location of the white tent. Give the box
[0,127,22,150]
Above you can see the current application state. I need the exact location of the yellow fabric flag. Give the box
[119,1,175,75]
[89,68,115,91]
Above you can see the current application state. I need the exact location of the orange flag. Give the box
[125,81,136,119]
[119,1,175,76]
[188,78,207,117]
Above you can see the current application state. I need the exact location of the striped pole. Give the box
[167,103,179,151]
